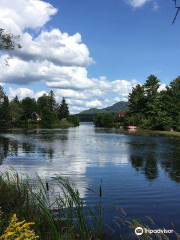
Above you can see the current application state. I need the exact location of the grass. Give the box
[0,170,103,240]
[97,127,180,139]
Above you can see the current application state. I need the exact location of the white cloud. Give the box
[8,87,47,100]
[158,84,166,92]
[9,87,35,99]
[86,100,103,108]
[0,0,140,113]
[126,0,151,8]
[0,0,57,34]
[14,30,94,67]
[0,0,94,68]
[114,97,121,102]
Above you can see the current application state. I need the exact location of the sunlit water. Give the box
[1,122,180,239]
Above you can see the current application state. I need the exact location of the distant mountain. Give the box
[79,101,129,115]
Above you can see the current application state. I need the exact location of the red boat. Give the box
[127,126,138,129]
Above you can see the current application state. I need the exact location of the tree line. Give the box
[0,86,79,127]
[94,75,180,131]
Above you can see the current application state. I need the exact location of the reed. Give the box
[0,169,103,240]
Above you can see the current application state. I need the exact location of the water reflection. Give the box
[0,126,180,185]
[0,137,9,165]
[130,155,158,181]
[1,124,180,239]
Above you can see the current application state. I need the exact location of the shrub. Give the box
[67,115,80,126]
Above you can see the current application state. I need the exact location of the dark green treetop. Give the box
[58,97,69,120]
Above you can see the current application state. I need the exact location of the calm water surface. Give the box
[1,122,180,239]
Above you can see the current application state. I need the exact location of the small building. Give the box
[118,111,127,117]
[31,112,41,122]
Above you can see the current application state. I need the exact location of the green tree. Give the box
[162,76,180,130]
[41,107,58,126]
[0,86,10,123]
[37,94,49,113]
[102,113,114,127]
[67,115,80,126]
[143,75,160,116]
[48,90,57,112]
[21,97,38,121]
[9,101,23,123]
[58,98,69,120]
[94,113,114,127]
[127,84,146,126]
[127,75,161,128]
[13,96,20,104]
[128,84,146,115]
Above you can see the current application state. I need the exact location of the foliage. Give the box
[21,97,38,121]
[0,86,10,123]
[0,86,76,128]
[126,75,180,130]
[94,113,114,127]
[9,102,23,122]
[58,98,69,120]
[67,115,80,126]
[59,118,74,128]
[37,94,49,113]
[41,107,58,126]
[1,214,39,240]
[0,29,21,51]
[48,90,57,113]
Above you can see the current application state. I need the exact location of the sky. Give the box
[0,0,180,113]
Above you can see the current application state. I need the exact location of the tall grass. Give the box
[0,169,103,240]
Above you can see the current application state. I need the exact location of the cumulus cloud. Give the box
[0,0,94,68]
[0,0,57,34]
[8,87,47,100]
[1,0,139,113]
[13,30,94,67]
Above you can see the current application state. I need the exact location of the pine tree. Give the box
[13,95,19,104]
[48,90,56,112]
[37,94,49,113]
[0,86,10,122]
[0,86,5,107]
[58,98,69,120]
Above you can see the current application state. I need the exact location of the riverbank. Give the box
[130,128,180,139]
[0,118,79,129]
[94,126,180,139]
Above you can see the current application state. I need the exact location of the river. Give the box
[0,122,180,239]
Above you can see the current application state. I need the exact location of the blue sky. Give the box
[48,0,180,83]
[0,0,180,113]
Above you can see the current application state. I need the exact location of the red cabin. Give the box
[118,111,127,117]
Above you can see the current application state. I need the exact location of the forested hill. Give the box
[80,101,129,115]
[78,101,129,122]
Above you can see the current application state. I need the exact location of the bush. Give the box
[41,107,58,126]
[94,113,114,127]
[67,115,80,126]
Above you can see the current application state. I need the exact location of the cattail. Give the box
[46,182,49,191]
[99,179,102,199]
